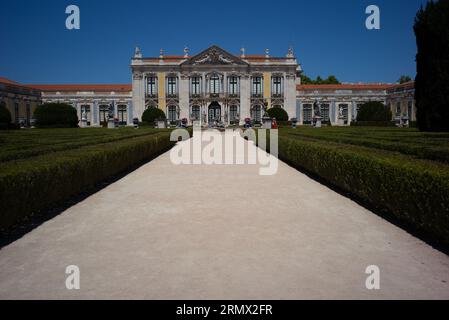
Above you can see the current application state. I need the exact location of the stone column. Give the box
[127,101,133,125]
[330,100,337,125]
[132,72,145,121]
[297,99,302,125]
[92,101,99,126]
[179,74,190,123]
[284,74,296,120]
[352,100,357,121]
[347,102,352,125]
[240,75,250,125]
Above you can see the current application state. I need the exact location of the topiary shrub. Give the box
[267,107,289,121]
[0,102,12,125]
[356,101,392,122]
[34,103,78,128]
[142,107,166,125]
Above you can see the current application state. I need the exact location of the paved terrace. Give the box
[0,131,448,299]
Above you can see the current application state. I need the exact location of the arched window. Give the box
[209,74,220,94]
[229,105,238,121]
[191,105,200,120]
[168,106,177,122]
[251,105,262,122]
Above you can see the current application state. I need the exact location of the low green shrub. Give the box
[0,103,12,126]
[142,107,166,125]
[0,131,174,229]
[357,101,392,122]
[351,121,396,127]
[267,107,289,121]
[34,103,78,128]
[276,134,449,246]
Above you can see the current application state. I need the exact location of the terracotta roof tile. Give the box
[297,84,392,91]
[27,84,132,92]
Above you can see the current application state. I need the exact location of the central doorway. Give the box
[208,101,221,123]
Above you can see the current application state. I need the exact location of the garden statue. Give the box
[80,109,87,128]
[107,104,115,128]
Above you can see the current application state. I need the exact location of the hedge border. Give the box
[0,131,175,229]
[260,131,449,247]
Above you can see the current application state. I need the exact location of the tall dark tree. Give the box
[398,75,412,84]
[414,0,449,131]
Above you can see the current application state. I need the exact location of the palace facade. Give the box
[131,45,299,126]
[1,45,416,127]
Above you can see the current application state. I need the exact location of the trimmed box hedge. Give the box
[275,133,449,246]
[0,131,174,229]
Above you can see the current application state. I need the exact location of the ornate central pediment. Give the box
[182,45,248,66]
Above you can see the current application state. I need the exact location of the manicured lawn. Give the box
[275,127,449,248]
[279,126,449,163]
[0,127,168,163]
[0,127,174,230]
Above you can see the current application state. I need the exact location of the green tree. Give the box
[300,74,341,85]
[0,102,11,124]
[34,103,78,128]
[324,75,341,84]
[300,74,313,84]
[267,106,289,121]
[414,0,449,132]
[357,101,392,122]
[398,75,412,84]
[142,107,166,125]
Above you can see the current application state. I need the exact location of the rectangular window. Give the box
[14,103,19,123]
[321,104,330,122]
[26,104,31,126]
[303,104,312,124]
[272,76,283,96]
[229,76,239,95]
[252,77,262,96]
[118,105,127,125]
[191,77,201,95]
[210,75,220,94]
[99,105,109,124]
[396,102,401,116]
[147,77,157,96]
[167,77,177,96]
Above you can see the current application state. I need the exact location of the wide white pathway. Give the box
[0,131,448,299]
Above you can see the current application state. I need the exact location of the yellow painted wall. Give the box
[263,72,271,108]
[158,72,166,110]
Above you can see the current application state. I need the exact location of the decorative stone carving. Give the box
[133,72,143,80]
[182,45,247,66]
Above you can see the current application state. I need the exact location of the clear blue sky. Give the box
[0,0,427,84]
